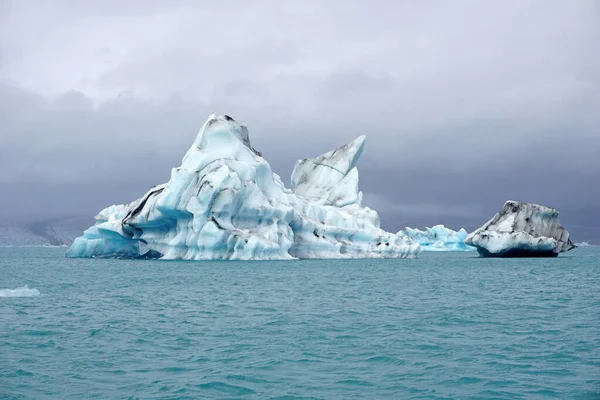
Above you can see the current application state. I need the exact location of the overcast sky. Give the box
[1,1,599,241]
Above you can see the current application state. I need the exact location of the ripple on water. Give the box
[0,247,599,399]
[195,381,256,396]
[161,366,193,373]
[6,369,34,378]
[22,330,57,336]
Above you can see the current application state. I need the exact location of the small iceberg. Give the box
[466,201,576,257]
[398,225,476,251]
[0,285,41,298]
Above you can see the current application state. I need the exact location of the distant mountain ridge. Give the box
[0,217,92,247]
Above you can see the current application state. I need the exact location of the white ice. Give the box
[0,285,41,298]
[399,225,476,251]
[67,114,422,260]
[465,201,576,257]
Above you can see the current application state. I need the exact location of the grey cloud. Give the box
[0,1,599,242]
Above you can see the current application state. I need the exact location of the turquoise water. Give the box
[1,248,599,399]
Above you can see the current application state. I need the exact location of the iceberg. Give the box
[67,114,420,260]
[465,201,576,257]
[399,225,476,251]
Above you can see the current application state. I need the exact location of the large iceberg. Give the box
[67,114,421,260]
[399,225,476,252]
[465,201,576,257]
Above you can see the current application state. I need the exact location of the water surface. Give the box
[1,247,599,399]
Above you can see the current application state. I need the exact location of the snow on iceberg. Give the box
[399,225,475,251]
[465,201,576,257]
[67,114,420,260]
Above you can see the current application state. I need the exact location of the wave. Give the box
[0,285,41,297]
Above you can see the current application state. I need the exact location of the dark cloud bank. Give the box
[1,1,599,242]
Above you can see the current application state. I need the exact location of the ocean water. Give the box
[1,247,599,399]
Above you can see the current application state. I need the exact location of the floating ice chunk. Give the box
[465,201,576,257]
[399,225,475,251]
[0,285,40,297]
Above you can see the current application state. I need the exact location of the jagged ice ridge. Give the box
[69,114,457,260]
[399,225,475,252]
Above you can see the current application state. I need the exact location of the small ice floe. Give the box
[0,285,41,297]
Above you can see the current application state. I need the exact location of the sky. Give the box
[1,1,599,242]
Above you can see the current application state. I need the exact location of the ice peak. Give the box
[193,114,261,156]
[502,200,558,217]
[311,135,366,175]
[291,135,367,207]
